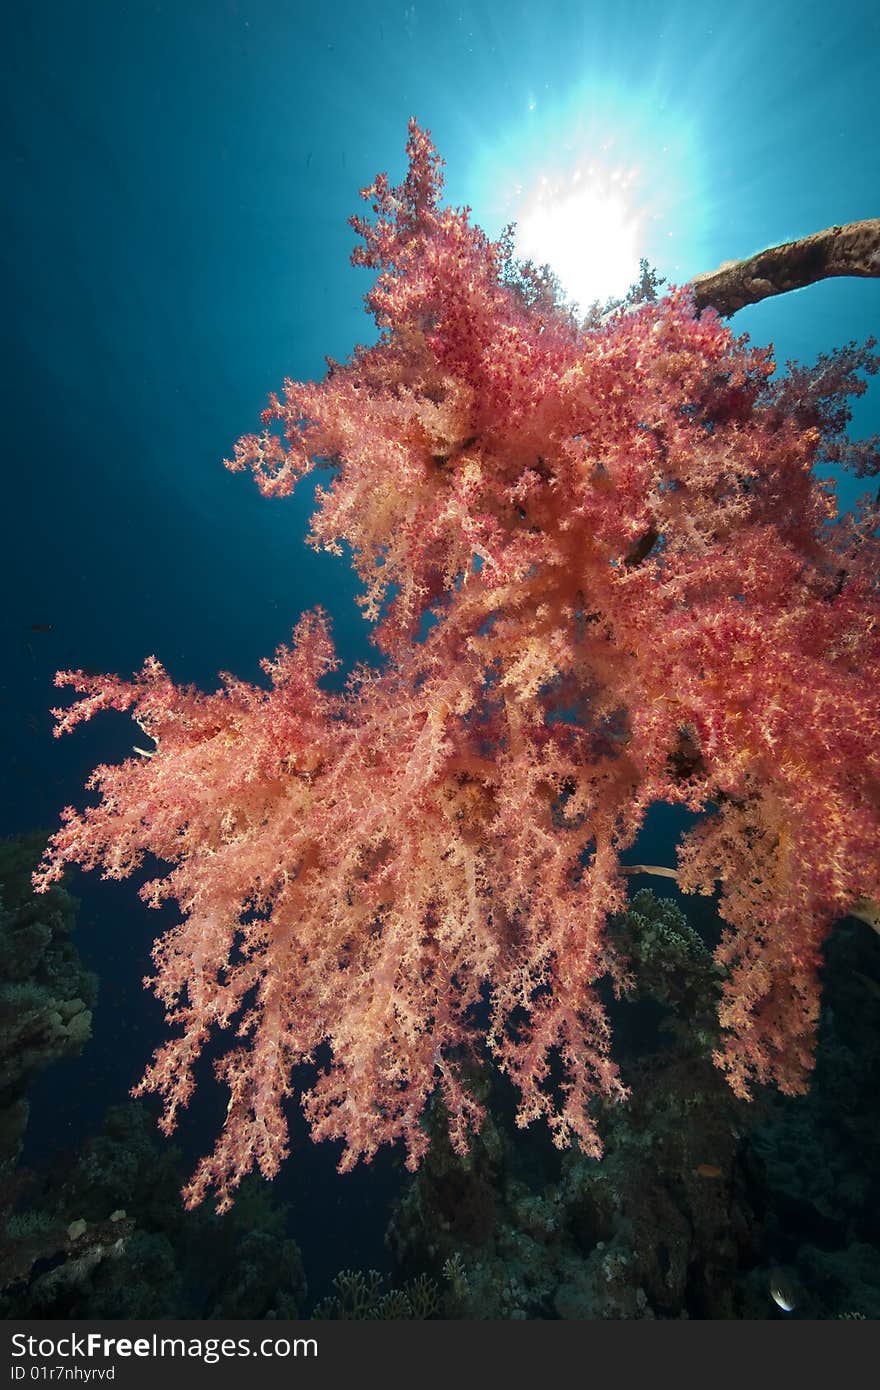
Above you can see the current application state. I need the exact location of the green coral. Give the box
[610,887,722,1052]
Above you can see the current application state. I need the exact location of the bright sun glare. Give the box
[468,84,706,318]
[513,162,643,309]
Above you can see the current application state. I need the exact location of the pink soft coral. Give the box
[36,121,880,1209]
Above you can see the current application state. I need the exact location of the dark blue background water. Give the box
[3,0,878,1295]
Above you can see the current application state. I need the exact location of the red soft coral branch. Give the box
[36,122,880,1209]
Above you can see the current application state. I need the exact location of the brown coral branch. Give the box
[690,218,880,317]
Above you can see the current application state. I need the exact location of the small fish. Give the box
[769,1268,796,1312]
[693,1163,723,1179]
[30,622,55,632]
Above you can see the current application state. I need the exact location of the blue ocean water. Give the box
[2,0,878,1318]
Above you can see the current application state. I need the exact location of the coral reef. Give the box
[0,831,97,1171]
[1,1104,307,1318]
